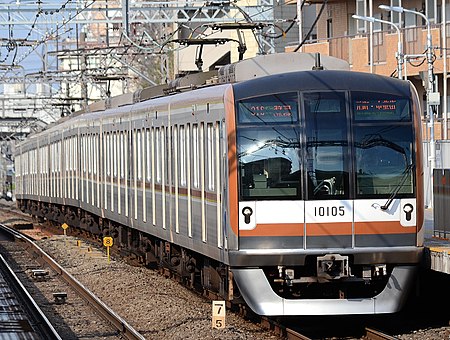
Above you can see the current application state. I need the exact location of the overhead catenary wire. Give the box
[293,0,328,52]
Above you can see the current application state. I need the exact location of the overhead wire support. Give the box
[0,0,275,136]
[171,37,247,70]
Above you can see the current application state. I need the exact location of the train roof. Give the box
[79,52,350,114]
[232,69,412,101]
[16,53,414,147]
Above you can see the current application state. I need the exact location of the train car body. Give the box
[15,53,424,316]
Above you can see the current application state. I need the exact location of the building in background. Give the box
[294,0,449,140]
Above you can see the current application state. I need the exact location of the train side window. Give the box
[96,134,100,206]
[179,125,186,186]
[120,132,125,179]
[73,137,76,199]
[46,146,49,196]
[93,135,98,176]
[30,150,33,195]
[103,133,108,209]
[72,135,78,199]
[65,139,69,198]
[113,132,118,178]
[161,127,166,186]
[124,131,129,217]
[207,123,214,191]
[151,127,156,224]
[118,132,121,184]
[137,130,142,181]
[193,124,199,188]
[173,125,178,184]
[92,135,96,205]
[116,131,121,214]
[165,127,169,186]
[65,139,69,199]
[16,154,20,195]
[146,129,151,182]
[89,135,92,175]
[156,128,161,183]
[200,122,205,189]
[110,132,114,212]
[82,135,86,174]
[38,149,41,196]
[75,138,78,200]
[141,129,146,184]
[52,144,56,197]
[304,91,350,200]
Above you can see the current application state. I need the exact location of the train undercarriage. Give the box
[17,199,235,304]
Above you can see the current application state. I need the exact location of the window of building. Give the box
[356,0,367,32]
[327,18,333,39]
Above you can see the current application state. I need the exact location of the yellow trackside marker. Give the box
[61,223,69,235]
[103,237,113,263]
[61,223,69,245]
[212,300,226,329]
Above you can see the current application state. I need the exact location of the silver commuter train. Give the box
[15,53,424,316]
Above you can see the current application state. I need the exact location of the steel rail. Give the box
[0,252,62,340]
[0,223,145,340]
[365,327,398,340]
[286,327,313,340]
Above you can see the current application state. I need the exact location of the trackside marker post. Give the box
[61,223,69,235]
[212,300,226,329]
[61,223,69,245]
[103,237,113,263]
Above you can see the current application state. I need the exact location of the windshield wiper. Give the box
[380,163,414,210]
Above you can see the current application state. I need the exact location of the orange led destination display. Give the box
[354,99,410,121]
[238,100,298,123]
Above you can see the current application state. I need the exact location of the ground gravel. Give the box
[36,234,280,340]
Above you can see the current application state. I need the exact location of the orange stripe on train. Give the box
[239,221,417,237]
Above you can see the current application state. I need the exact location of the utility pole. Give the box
[122,0,130,37]
[80,31,88,110]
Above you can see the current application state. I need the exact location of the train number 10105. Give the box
[314,206,345,217]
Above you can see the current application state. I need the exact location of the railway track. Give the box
[364,327,398,340]
[0,223,145,340]
[0,250,61,339]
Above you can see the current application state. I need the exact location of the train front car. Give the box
[226,70,424,316]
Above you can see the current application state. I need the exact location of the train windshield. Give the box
[237,93,302,200]
[236,90,414,200]
[352,92,414,197]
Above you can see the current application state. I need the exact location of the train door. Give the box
[303,91,352,249]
